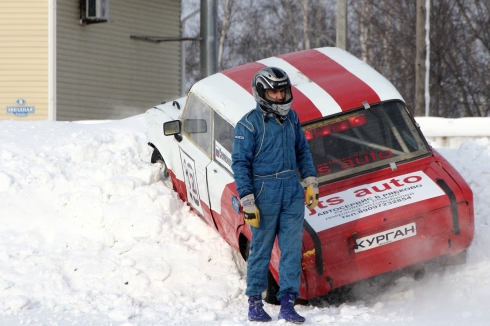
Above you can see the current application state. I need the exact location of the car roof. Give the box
[190,47,404,126]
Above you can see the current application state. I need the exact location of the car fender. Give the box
[146,98,187,183]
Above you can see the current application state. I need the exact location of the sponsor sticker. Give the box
[355,222,417,253]
[179,149,203,215]
[232,196,241,214]
[305,171,445,232]
[215,141,233,173]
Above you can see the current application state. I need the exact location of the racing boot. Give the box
[278,292,305,324]
[248,295,272,322]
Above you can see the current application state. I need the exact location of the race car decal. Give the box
[315,47,404,102]
[316,150,394,176]
[221,61,323,123]
[305,171,445,233]
[258,56,342,118]
[221,61,265,96]
[215,140,233,174]
[279,49,381,111]
[219,48,398,123]
[231,195,241,214]
[179,148,203,215]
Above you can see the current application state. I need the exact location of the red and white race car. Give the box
[146,47,474,302]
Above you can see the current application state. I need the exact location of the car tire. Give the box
[150,148,169,178]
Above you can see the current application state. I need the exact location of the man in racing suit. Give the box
[232,67,319,323]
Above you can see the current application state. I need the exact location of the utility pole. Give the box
[181,9,200,96]
[336,0,347,50]
[415,0,427,116]
[200,0,218,79]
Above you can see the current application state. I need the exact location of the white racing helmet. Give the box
[252,67,293,116]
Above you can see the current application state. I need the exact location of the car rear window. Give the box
[303,101,431,184]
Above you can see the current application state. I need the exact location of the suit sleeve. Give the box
[293,112,317,179]
[231,121,255,198]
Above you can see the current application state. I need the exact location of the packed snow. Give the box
[0,114,489,325]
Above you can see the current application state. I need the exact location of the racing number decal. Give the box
[179,149,203,215]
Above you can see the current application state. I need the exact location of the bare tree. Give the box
[296,0,311,50]
[358,1,372,63]
[350,1,417,114]
[218,0,234,70]
[414,0,427,116]
[182,0,490,117]
[453,0,490,116]
[183,0,201,91]
[429,0,490,117]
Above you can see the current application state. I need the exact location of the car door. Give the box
[178,94,217,230]
[207,111,244,247]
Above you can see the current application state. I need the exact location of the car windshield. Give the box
[303,101,431,184]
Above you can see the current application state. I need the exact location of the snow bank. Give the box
[1,115,490,325]
[416,117,490,149]
[0,116,245,325]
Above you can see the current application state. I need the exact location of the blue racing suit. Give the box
[232,104,316,300]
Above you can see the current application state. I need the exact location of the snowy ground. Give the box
[0,114,489,325]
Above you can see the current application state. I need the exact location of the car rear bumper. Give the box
[300,202,474,299]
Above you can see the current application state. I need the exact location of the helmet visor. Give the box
[264,87,292,105]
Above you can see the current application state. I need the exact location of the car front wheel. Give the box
[150,148,169,178]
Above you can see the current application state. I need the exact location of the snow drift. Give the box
[0,115,489,325]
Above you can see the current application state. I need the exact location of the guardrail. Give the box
[415,117,490,149]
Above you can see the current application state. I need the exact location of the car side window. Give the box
[182,94,212,157]
[213,112,234,174]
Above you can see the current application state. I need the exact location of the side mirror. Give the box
[183,119,207,134]
[163,120,182,136]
